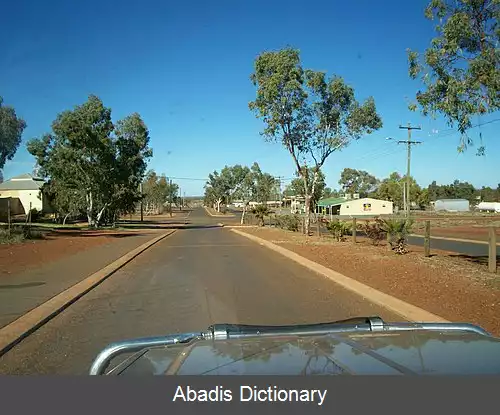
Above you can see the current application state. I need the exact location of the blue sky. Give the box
[1,0,498,196]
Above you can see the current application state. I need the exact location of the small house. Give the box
[316,197,393,216]
[0,173,52,214]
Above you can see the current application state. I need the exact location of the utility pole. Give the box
[169,178,173,216]
[140,181,144,222]
[398,123,422,217]
[179,186,182,211]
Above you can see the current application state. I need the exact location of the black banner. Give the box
[1,376,499,414]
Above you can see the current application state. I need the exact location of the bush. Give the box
[326,219,352,242]
[379,218,415,254]
[29,208,42,222]
[275,214,301,232]
[362,218,387,246]
[250,204,272,226]
[0,228,25,244]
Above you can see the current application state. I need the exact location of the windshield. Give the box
[1,0,500,376]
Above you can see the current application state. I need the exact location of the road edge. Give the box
[0,230,177,357]
[230,228,449,324]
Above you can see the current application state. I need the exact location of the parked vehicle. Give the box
[89,317,500,375]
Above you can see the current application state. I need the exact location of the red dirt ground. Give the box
[0,230,146,277]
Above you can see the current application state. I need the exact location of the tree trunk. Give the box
[96,203,109,227]
[304,195,311,235]
[301,171,311,235]
[86,191,95,227]
[63,213,70,225]
[240,203,247,225]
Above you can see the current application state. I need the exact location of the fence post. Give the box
[424,220,431,257]
[301,216,305,234]
[489,226,497,273]
[7,198,11,236]
[316,216,321,237]
[352,218,357,244]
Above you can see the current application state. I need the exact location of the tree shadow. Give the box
[117,224,183,230]
[447,253,500,267]
[44,231,149,238]
[117,220,186,225]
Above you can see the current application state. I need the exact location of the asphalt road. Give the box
[0,207,401,374]
[407,235,492,257]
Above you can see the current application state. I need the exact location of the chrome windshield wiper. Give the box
[208,316,383,339]
[89,317,490,375]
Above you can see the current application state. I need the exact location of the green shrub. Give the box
[275,214,301,232]
[326,219,352,241]
[250,204,272,226]
[0,228,25,244]
[379,218,414,254]
[29,208,42,222]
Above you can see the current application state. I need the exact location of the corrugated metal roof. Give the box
[317,197,347,207]
[0,175,45,190]
[10,173,35,180]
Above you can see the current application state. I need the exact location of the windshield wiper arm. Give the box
[208,316,384,339]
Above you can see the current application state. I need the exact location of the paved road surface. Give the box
[407,235,493,257]
[0,208,401,374]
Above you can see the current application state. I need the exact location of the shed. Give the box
[434,199,470,212]
[339,197,393,216]
[316,197,393,216]
[0,173,52,214]
[316,197,348,215]
[475,202,500,213]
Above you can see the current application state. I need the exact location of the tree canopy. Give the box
[249,47,382,233]
[0,96,27,171]
[204,163,276,221]
[338,168,379,196]
[285,167,327,209]
[407,0,500,154]
[27,95,152,226]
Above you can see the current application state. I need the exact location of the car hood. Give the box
[108,330,500,375]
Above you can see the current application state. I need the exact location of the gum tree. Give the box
[249,47,382,234]
[0,96,27,171]
[27,96,152,227]
[407,0,500,154]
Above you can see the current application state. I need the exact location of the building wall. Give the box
[339,198,393,216]
[0,189,43,213]
[434,199,470,212]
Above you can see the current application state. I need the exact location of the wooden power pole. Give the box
[398,123,422,217]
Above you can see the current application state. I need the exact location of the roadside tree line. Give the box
[2,1,498,230]
[204,163,278,224]
[141,170,180,215]
[248,0,499,233]
[283,166,500,212]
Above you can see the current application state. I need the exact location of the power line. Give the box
[424,118,500,140]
